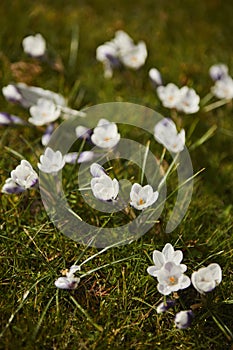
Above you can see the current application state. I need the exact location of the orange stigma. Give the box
[169,276,176,284]
[138,198,145,205]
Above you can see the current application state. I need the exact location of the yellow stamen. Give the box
[104,137,111,142]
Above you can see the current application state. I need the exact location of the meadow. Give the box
[0,0,233,349]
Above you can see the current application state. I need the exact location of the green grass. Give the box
[1,0,233,349]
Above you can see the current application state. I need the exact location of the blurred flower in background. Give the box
[154,118,185,153]
[96,30,147,78]
[29,98,61,126]
[22,33,46,58]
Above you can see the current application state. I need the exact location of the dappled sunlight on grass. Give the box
[0,0,233,349]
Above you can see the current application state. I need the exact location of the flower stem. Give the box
[158,153,179,191]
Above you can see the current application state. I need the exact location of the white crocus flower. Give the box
[96,42,119,79]
[1,178,25,194]
[29,98,61,126]
[156,261,191,295]
[209,63,229,81]
[96,42,118,63]
[174,310,194,329]
[2,84,22,103]
[149,68,163,87]
[147,243,187,278]
[114,31,147,70]
[90,163,106,177]
[113,30,135,54]
[211,76,233,99]
[55,265,80,290]
[38,147,65,174]
[22,33,46,57]
[130,183,159,210]
[157,83,181,108]
[10,160,38,190]
[176,86,200,114]
[154,118,185,153]
[191,263,222,294]
[91,174,119,201]
[120,41,147,70]
[75,125,91,139]
[96,30,147,76]
[91,118,120,149]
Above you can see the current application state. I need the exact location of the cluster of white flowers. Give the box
[149,67,200,114]
[90,162,159,209]
[209,63,233,100]
[147,243,190,295]
[147,243,222,329]
[96,30,147,78]
[1,147,66,194]
[0,30,229,341]
[1,80,85,148]
[148,243,222,296]
[149,68,200,114]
